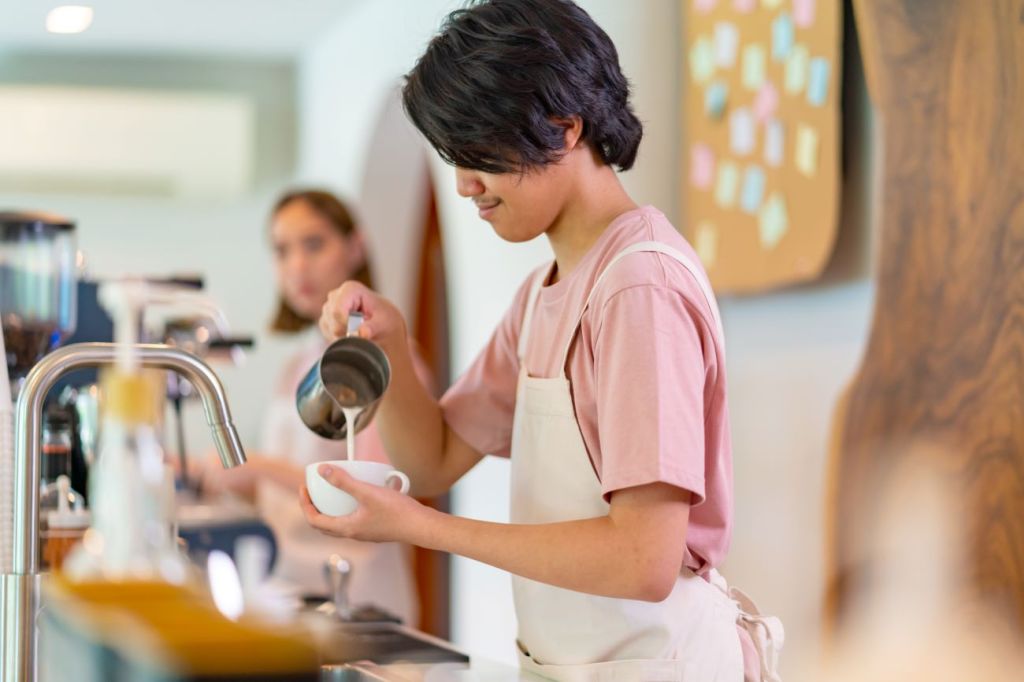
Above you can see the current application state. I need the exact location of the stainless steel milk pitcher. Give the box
[295,312,391,440]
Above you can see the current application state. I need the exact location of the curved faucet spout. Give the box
[12,342,246,573]
[1,342,247,682]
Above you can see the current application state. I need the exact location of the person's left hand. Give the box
[299,464,430,544]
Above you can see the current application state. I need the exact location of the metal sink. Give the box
[321,665,390,681]
[317,621,469,667]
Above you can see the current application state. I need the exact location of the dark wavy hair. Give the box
[269,189,374,333]
[402,0,643,174]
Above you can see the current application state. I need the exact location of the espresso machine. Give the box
[1,211,78,574]
[0,213,250,681]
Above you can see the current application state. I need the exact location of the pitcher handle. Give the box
[346,311,364,338]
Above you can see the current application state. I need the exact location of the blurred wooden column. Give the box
[827,0,1024,629]
[411,172,452,640]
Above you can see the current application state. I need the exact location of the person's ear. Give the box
[552,115,584,151]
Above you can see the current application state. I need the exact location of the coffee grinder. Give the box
[0,211,78,571]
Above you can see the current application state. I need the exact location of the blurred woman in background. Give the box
[199,189,426,624]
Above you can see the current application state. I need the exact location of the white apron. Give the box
[510,241,783,682]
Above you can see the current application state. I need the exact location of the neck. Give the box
[546,164,637,283]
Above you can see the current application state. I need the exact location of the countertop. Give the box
[323,659,545,681]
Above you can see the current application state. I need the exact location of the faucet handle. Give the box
[324,553,353,621]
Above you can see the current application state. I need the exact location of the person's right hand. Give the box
[319,281,407,351]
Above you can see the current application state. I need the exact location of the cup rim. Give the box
[306,459,397,474]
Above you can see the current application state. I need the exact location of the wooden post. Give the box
[827,0,1024,631]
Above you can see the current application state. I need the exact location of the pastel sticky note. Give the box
[689,36,716,84]
[772,13,794,61]
[784,45,809,95]
[796,124,819,176]
[764,119,784,167]
[690,144,716,190]
[742,44,766,90]
[759,193,788,248]
[694,0,718,13]
[740,165,766,214]
[793,0,816,28]
[714,22,739,68]
[714,161,740,208]
[753,83,779,122]
[695,222,718,268]
[729,107,756,156]
[704,81,729,119]
[807,57,830,106]
[733,0,757,12]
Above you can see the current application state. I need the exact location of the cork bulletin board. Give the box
[682,0,842,293]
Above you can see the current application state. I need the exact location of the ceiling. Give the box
[0,1,358,58]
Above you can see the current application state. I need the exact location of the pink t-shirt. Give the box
[441,206,733,574]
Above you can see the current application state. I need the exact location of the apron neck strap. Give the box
[555,241,724,378]
[517,264,553,362]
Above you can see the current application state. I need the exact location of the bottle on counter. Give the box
[62,367,185,582]
[41,404,74,498]
[39,404,90,571]
[62,281,185,583]
[41,475,89,571]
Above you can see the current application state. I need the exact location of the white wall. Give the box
[299,0,878,674]
[719,281,874,668]
[0,55,301,463]
[298,2,450,195]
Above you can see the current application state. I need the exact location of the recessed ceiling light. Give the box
[46,5,94,34]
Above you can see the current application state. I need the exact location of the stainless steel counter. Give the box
[323,659,544,681]
[313,620,541,681]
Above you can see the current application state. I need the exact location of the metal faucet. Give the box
[323,554,353,621]
[1,342,248,682]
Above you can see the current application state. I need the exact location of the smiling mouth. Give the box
[474,199,501,211]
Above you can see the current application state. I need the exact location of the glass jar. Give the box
[41,404,73,486]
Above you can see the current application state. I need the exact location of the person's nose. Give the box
[285,249,308,279]
[455,166,485,198]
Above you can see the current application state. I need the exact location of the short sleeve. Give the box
[592,285,715,504]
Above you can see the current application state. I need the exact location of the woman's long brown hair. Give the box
[270,189,375,332]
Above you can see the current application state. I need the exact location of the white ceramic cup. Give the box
[305,460,411,517]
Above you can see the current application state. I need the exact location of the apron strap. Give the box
[557,241,724,377]
[708,569,785,682]
[517,264,553,362]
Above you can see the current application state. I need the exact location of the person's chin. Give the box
[288,297,324,322]
[485,217,530,243]
[494,224,543,244]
